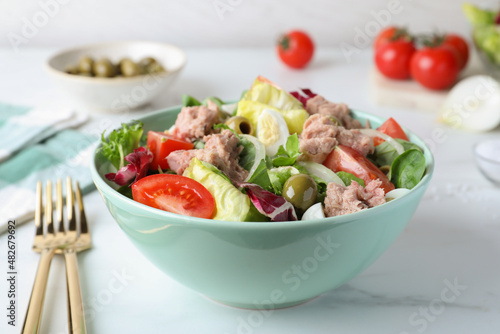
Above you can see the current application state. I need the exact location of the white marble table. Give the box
[0,47,499,334]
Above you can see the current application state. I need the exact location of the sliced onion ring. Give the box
[240,134,266,182]
[360,129,405,155]
[296,161,345,187]
[385,188,411,202]
[221,103,237,115]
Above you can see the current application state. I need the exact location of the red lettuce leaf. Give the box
[237,182,297,222]
[290,88,317,107]
[105,147,153,186]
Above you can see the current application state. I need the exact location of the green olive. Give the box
[139,57,156,68]
[78,56,94,74]
[65,65,79,75]
[93,58,116,77]
[118,58,131,68]
[225,116,254,135]
[282,174,317,212]
[114,62,122,76]
[120,59,142,77]
[146,62,165,74]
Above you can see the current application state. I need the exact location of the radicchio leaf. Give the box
[290,88,317,107]
[105,164,136,186]
[237,182,297,222]
[105,147,153,186]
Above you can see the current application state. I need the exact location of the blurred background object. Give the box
[0,0,489,50]
[474,139,500,186]
[463,2,500,79]
[46,41,186,110]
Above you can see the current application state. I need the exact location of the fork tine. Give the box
[35,181,43,236]
[56,179,64,233]
[74,181,88,235]
[66,176,76,232]
[45,180,54,234]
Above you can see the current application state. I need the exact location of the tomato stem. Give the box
[279,35,290,51]
[391,27,413,42]
[414,32,445,48]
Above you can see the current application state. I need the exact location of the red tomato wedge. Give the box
[131,174,215,219]
[147,131,194,171]
[324,145,395,193]
[373,117,409,146]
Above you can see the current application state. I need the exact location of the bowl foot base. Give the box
[207,295,320,310]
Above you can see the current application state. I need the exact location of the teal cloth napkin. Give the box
[0,103,96,232]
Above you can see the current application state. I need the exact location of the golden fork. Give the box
[21,179,66,334]
[21,178,91,334]
[57,178,92,334]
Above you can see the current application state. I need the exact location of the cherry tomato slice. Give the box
[132,174,215,219]
[324,145,395,193]
[373,117,409,146]
[147,131,194,171]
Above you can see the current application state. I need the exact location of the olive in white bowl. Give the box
[46,41,187,112]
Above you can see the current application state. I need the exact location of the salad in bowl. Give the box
[98,76,428,223]
[91,76,433,308]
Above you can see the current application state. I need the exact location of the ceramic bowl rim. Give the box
[474,139,500,165]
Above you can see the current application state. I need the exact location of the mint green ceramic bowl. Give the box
[90,105,434,309]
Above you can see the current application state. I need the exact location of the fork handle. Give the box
[21,248,55,334]
[64,249,87,334]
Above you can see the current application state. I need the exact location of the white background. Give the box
[0,0,495,50]
[2,1,500,333]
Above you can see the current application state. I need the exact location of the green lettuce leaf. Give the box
[213,123,238,136]
[336,171,365,187]
[247,159,272,191]
[369,138,423,167]
[182,94,201,107]
[202,96,224,109]
[272,134,302,167]
[238,135,256,171]
[389,149,426,189]
[268,166,300,195]
[100,121,143,169]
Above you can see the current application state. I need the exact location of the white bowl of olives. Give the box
[46,41,187,112]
